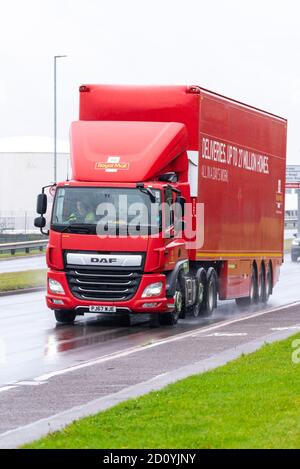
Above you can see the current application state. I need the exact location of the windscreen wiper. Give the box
[136,183,156,203]
[59,223,95,234]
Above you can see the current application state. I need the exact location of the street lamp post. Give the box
[54,55,67,183]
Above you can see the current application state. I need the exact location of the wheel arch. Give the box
[165,259,189,298]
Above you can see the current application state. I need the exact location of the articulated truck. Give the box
[35,85,287,326]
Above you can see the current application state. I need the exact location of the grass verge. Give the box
[0,269,47,292]
[24,333,300,449]
[0,249,44,260]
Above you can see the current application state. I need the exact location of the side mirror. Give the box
[37,193,47,215]
[293,233,297,238]
[34,216,46,229]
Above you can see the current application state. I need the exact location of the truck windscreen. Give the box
[51,187,161,235]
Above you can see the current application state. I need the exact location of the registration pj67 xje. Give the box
[89,305,116,313]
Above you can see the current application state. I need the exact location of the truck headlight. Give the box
[48,278,65,294]
[142,282,163,298]
[292,239,300,246]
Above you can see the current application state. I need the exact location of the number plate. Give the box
[89,305,116,313]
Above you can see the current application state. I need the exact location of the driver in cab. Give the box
[67,200,96,224]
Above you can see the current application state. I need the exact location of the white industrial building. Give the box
[0,136,69,232]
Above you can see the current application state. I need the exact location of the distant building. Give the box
[0,136,69,232]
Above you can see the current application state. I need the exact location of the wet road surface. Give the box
[0,255,46,273]
[0,255,299,387]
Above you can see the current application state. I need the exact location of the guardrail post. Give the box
[0,240,48,256]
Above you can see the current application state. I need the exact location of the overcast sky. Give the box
[0,0,299,163]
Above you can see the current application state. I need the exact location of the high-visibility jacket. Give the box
[67,211,95,223]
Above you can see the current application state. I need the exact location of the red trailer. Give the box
[35,85,287,325]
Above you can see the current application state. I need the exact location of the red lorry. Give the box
[35,85,287,326]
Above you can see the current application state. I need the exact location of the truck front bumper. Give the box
[46,270,174,314]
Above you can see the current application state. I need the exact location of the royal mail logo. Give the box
[95,156,129,171]
[95,162,129,170]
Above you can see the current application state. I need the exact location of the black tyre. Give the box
[178,271,187,319]
[255,267,265,303]
[189,267,207,317]
[235,266,257,307]
[262,266,272,303]
[204,268,218,316]
[160,279,183,326]
[54,309,76,324]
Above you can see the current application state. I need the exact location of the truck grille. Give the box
[66,268,142,302]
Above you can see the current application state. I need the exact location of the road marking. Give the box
[13,381,45,386]
[0,386,17,393]
[0,300,299,394]
[271,325,300,331]
[203,332,248,337]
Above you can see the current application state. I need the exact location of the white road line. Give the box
[203,332,248,337]
[271,325,300,331]
[0,386,17,393]
[13,381,44,386]
[0,300,299,394]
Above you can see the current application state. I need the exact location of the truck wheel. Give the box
[255,268,265,303]
[262,267,272,303]
[160,280,182,326]
[235,266,256,307]
[178,271,187,319]
[54,309,76,324]
[204,268,218,316]
[190,268,207,317]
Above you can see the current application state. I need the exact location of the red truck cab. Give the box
[34,85,287,326]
